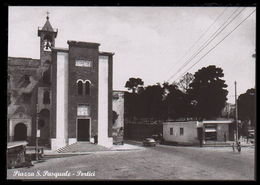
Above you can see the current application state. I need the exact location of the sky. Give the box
[8,6,256,104]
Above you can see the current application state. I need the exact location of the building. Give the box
[163,121,201,145]
[221,102,235,119]
[163,119,234,145]
[203,120,234,142]
[112,91,125,144]
[7,14,114,150]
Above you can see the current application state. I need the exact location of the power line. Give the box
[172,8,256,84]
[164,7,228,79]
[167,7,246,83]
[167,7,245,83]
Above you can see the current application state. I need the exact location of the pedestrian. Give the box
[94,135,98,144]
[224,132,226,142]
[232,143,235,152]
[237,142,241,154]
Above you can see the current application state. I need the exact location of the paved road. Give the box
[7,141,255,180]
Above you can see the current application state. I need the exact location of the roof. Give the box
[67,40,100,48]
[203,120,233,124]
[38,17,58,37]
[163,121,198,125]
[42,18,54,32]
[99,51,115,56]
[52,47,69,52]
[7,141,28,149]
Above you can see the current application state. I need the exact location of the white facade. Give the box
[51,51,69,150]
[98,55,113,147]
[163,121,200,145]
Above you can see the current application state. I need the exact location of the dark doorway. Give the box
[77,119,90,141]
[14,123,27,141]
[205,132,217,141]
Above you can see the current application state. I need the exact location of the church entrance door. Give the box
[77,119,90,141]
[14,123,27,141]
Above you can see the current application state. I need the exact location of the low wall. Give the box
[124,123,163,141]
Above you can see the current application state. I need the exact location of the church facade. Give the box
[7,15,114,150]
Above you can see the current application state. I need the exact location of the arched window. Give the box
[85,81,90,95]
[43,91,50,104]
[39,119,45,128]
[44,60,51,65]
[78,81,83,95]
[43,35,52,51]
[43,71,50,84]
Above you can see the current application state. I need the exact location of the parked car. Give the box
[143,138,157,147]
[151,133,163,144]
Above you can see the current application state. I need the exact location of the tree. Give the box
[140,84,164,121]
[177,72,194,93]
[237,88,256,126]
[125,78,144,93]
[163,82,191,120]
[188,65,228,120]
[124,92,139,120]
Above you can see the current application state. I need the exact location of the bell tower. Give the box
[38,11,58,66]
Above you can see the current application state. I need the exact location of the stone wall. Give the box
[124,123,163,141]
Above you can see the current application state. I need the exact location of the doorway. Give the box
[14,123,27,141]
[77,119,90,141]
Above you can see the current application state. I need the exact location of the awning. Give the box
[205,128,217,132]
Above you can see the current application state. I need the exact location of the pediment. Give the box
[10,112,31,119]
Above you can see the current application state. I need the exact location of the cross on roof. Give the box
[46,10,50,19]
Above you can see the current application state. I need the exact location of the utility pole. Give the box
[235,81,239,143]
[36,115,39,161]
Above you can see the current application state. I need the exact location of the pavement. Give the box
[27,138,253,159]
[7,140,255,180]
[39,142,144,157]
[203,139,254,147]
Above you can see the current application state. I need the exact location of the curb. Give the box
[43,147,143,157]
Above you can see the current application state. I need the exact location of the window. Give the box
[43,71,50,84]
[44,60,51,65]
[77,80,91,95]
[77,104,90,116]
[85,81,90,95]
[24,75,30,83]
[75,60,92,67]
[170,128,173,135]
[43,91,50,104]
[78,81,83,95]
[23,93,31,104]
[43,35,52,51]
[180,128,184,135]
[39,119,45,128]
